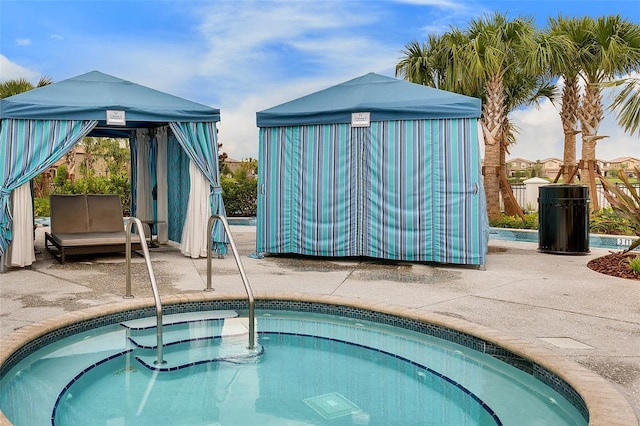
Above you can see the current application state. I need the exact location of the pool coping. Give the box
[0,292,637,426]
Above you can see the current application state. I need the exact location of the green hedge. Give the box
[221,177,257,217]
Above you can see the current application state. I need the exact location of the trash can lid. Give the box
[539,184,589,199]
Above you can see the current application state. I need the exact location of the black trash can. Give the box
[538,184,590,254]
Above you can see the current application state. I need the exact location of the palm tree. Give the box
[607,77,640,136]
[451,13,540,221]
[0,76,52,98]
[396,13,553,221]
[579,15,640,209]
[543,16,592,183]
[395,35,449,89]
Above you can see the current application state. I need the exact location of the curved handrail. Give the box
[207,215,256,349]
[125,217,165,365]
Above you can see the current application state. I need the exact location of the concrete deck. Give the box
[1,226,639,425]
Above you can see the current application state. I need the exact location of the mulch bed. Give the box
[587,252,640,280]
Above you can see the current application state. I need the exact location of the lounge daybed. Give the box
[45,194,143,264]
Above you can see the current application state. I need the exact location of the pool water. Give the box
[489,227,639,251]
[1,310,586,426]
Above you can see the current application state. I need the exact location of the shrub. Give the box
[589,208,635,236]
[54,165,68,186]
[34,197,50,217]
[50,172,132,215]
[598,167,640,252]
[490,213,538,229]
[221,177,257,217]
[627,255,640,275]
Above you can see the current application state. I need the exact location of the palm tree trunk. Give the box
[579,83,605,210]
[483,75,519,221]
[65,148,77,181]
[482,76,504,221]
[561,77,580,183]
[483,131,501,221]
[500,145,524,218]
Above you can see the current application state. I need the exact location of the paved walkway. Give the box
[1,226,639,425]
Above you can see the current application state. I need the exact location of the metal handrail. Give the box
[125,217,165,365]
[206,214,256,349]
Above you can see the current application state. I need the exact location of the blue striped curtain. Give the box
[168,122,228,253]
[362,120,432,261]
[130,131,138,217]
[364,119,486,264]
[257,127,294,253]
[0,119,98,254]
[167,133,189,242]
[257,119,487,265]
[297,124,358,256]
[257,124,358,256]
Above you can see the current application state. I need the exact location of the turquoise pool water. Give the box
[1,309,585,425]
[489,227,638,251]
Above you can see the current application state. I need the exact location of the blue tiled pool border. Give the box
[490,227,638,252]
[0,299,588,423]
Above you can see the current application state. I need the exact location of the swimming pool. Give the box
[489,227,639,252]
[0,299,588,425]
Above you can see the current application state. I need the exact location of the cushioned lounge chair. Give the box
[45,194,143,263]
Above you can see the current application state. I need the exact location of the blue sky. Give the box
[1,0,638,161]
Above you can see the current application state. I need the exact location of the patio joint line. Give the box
[470,295,640,326]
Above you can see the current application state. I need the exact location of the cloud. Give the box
[508,84,639,163]
[390,0,474,12]
[193,2,379,85]
[0,55,39,81]
[51,34,64,40]
[509,99,564,161]
[15,38,31,46]
[181,1,407,158]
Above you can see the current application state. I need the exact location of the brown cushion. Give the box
[50,195,89,233]
[49,231,142,247]
[87,194,125,232]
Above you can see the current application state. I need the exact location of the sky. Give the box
[1,0,638,162]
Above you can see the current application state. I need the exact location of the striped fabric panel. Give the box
[257,127,292,253]
[257,124,358,256]
[166,134,190,242]
[435,118,485,265]
[296,124,358,256]
[130,131,138,217]
[363,120,433,261]
[257,119,487,265]
[363,119,485,264]
[168,122,228,251]
[0,119,97,254]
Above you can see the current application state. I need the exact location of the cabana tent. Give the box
[0,71,227,269]
[256,73,488,265]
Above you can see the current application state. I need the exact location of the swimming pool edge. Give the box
[0,292,636,426]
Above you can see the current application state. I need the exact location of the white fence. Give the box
[502,183,639,212]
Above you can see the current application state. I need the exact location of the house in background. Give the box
[221,157,257,179]
[503,156,639,181]
[506,157,534,178]
[541,157,562,179]
[598,156,640,178]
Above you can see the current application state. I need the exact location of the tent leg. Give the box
[0,252,5,273]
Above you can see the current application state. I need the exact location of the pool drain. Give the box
[303,392,362,420]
